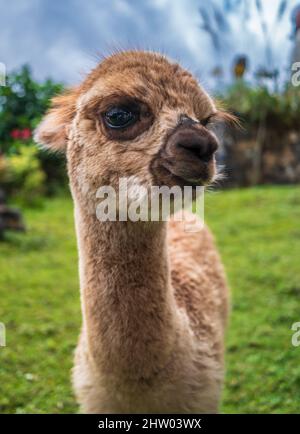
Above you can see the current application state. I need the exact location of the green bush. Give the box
[0,144,45,205]
[0,65,66,198]
[221,81,300,131]
[0,65,63,151]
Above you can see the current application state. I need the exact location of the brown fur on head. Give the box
[35,51,235,206]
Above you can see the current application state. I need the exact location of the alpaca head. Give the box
[35,51,234,210]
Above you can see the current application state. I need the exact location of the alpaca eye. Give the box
[104,107,137,129]
[200,115,212,127]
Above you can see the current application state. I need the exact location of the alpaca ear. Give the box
[34,88,79,152]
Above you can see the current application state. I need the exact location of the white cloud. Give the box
[0,0,297,89]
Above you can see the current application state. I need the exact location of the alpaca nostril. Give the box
[177,138,218,162]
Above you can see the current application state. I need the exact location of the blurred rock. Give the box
[0,189,25,239]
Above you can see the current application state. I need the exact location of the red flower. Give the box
[10,128,32,140]
[21,128,31,140]
[10,129,21,139]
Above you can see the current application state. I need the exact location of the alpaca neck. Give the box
[74,203,178,380]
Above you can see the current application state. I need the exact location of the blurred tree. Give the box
[0,65,63,154]
[221,80,300,129]
[0,66,67,196]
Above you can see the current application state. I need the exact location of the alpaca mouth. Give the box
[151,160,215,188]
[165,169,206,187]
[161,153,216,185]
[164,164,213,186]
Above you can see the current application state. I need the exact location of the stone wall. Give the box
[220,128,300,186]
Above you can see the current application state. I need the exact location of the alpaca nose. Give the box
[175,130,218,162]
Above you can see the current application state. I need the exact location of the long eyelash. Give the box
[201,111,241,131]
[212,111,241,128]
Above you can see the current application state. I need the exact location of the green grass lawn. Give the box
[0,185,299,413]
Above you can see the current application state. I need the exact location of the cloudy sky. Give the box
[0,0,299,90]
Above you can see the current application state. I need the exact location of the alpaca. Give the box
[35,51,231,414]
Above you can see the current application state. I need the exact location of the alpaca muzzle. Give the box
[151,117,218,186]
